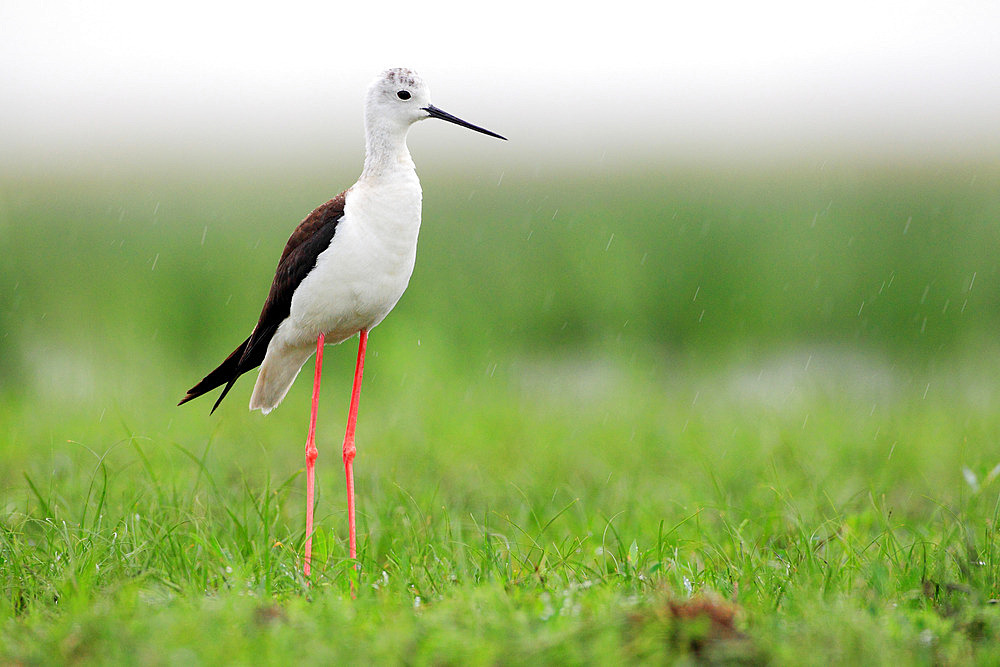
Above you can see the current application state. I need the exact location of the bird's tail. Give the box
[178,335,252,413]
[248,343,314,415]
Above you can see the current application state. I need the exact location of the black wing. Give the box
[178,192,347,412]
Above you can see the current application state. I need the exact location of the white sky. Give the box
[2,0,1000,168]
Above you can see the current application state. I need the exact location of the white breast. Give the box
[283,171,423,347]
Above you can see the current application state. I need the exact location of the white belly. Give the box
[272,174,422,350]
[287,216,417,344]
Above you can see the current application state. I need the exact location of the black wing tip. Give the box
[177,387,201,407]
[177,335,254,414]
[176,383,232,414]
[176,389,213,413]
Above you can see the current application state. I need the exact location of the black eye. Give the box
[396,90,411,100]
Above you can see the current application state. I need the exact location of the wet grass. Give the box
[2,163,1000,662]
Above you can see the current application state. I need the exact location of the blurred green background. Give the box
[3,159,999,509]
[3,160,998,399]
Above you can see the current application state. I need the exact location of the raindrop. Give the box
[605,233,614,251]
[151,254,159,271]
[903,217,911,234]
[201,226,208,246]
[963,467,979,492]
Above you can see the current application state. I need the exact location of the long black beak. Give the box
[423,105,507,140]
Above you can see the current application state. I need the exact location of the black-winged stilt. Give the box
[179,68,505,578]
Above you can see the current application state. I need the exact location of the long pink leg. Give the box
[343,329,368,563]
[303,332,325,578]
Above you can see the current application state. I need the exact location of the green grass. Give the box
[3,162,1000,663]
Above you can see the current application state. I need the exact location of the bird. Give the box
[178,68,506,578]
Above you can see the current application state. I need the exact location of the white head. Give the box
[364,68,506,141]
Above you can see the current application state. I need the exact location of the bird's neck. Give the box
[359,122,416,183]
